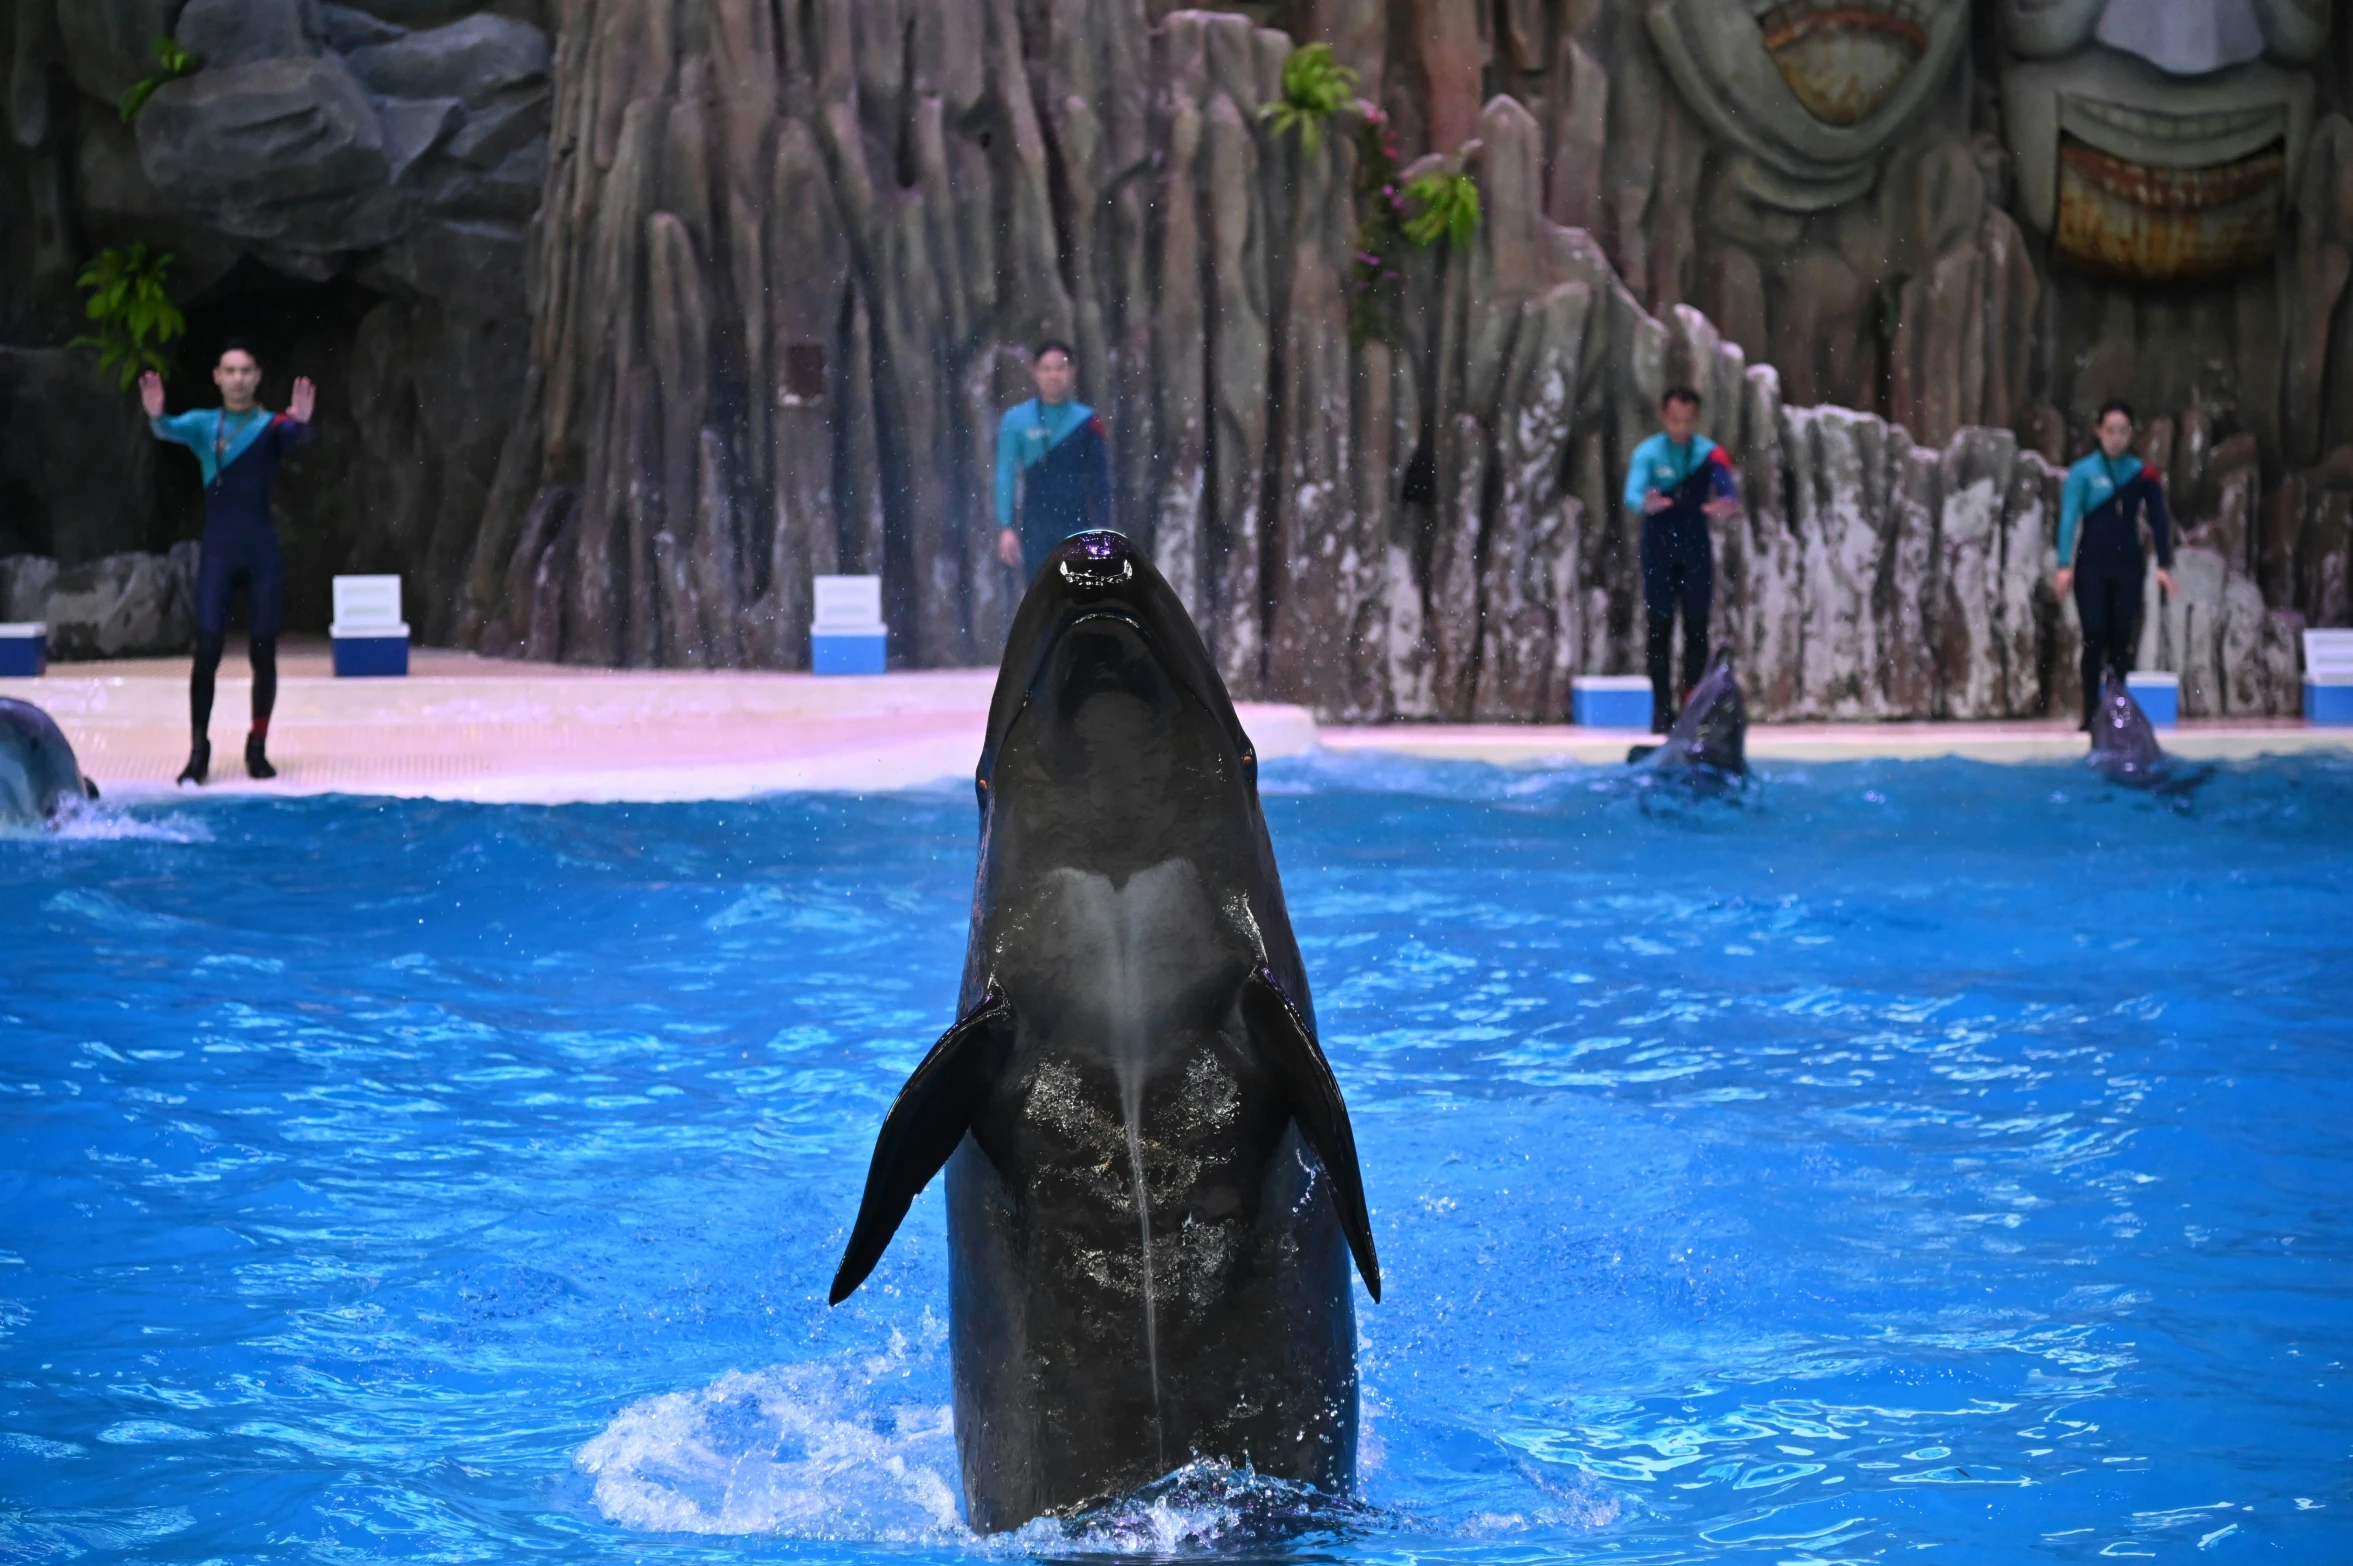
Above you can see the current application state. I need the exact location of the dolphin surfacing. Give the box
[0,698,98,827]
[829,530,1379,1531]
[2088,670,2206,795]
[1627,645,1746,779]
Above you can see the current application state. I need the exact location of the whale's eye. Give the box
[975,774,990,814]
[1241,745,1257,786]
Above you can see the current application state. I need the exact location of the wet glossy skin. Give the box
[0,698,92,826]
[1640,650,1748,779]
[938,534,1364,1529]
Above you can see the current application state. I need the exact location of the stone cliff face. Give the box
[2,1,2346,721]
[460,1,2330,719]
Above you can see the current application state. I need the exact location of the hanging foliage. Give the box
[1402,171,1482,250]
[118,35,199,123]
[1260,43,1356,157]
[70,244,186,390]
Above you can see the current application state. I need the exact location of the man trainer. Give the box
[995,339,1111,581]
[1624,385,1741,734]
[142,347,316,783]
[2056,399,2175,732]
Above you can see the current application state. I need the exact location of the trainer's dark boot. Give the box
[244,732,276,780]
[176,739,210,786]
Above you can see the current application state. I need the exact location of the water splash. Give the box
[1001,1459,1376,1556]
[37,802,212,843]
[577,1337,962,1540]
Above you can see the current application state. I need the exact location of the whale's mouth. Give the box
[1755,0,1930,125]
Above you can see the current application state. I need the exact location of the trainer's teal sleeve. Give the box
[1623,433,1661,512]
[994,405,1024,531]
[149,410,210,448]
[2057,462,2093,566]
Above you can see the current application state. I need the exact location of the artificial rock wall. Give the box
[3,0,2348,719]
[462,2,2328,719]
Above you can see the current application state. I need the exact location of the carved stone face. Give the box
[1649,0,1971,210]
[2001,0,2326,280]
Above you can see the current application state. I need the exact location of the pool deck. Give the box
[6,640,2346,803]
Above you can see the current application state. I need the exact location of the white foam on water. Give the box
[996,1458,1377,1557]
[576,1333,963,1541]
[44,803,212,843]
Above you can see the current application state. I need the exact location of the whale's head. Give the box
[2089,669,2165,778]
[977,531,1261,877]
[0,698,97,829]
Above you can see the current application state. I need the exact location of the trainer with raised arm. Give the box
[1624,385,1741,734]
[142,345,315,783]
[2056,399,2175,732]
[994,339,1111,582]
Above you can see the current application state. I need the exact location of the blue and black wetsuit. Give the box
[2059,450,2172,730]
[1624,431,1739,731]
[151,407,312,762]
[995,398,1111,581]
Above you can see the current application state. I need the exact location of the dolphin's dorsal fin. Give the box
[829,986,1016,1305]
[1241,968,1382,1302]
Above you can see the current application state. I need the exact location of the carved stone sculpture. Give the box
[2000,0,2326,279]
[1647,0,1971,209]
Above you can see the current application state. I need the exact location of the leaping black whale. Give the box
[1627,645,1746,778]
[828,529,1380,1532]
[0,698,98,827]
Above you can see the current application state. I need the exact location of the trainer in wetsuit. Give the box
[1624,384,1741,734]
[994,339,1111,581]
[2056,399,2176,732]
[141,347,316,784]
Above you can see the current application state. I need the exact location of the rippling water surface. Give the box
[3,755,2349,1563]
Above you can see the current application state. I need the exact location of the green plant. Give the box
[118,35,199,123]
[1260,42,1357,156]
[1402,171,1481,249]
[70,244,185,390]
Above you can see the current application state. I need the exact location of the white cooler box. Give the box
[2307,629,2353,725]
[331,575,409,677]
[811,575,886,675]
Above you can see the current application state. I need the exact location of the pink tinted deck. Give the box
[3,640,2340,803]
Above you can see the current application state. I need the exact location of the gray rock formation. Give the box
[138,58,402,256]
[343,15,549,104]
[174,0,316,70]
[0,554,58,622]
[40,544,196,660]
[0,346,156,562]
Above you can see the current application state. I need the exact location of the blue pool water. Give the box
[2,756,2349,1563]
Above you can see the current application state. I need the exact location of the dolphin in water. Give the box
[2088,670,2206,794]
[1626,645,1746,779]
[0,698,98,827]
[829,529,1380,1531]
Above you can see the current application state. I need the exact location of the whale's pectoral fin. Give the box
[828,985,1015,1306]
[1242,966,1382,1302]
[82,777,100,801]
